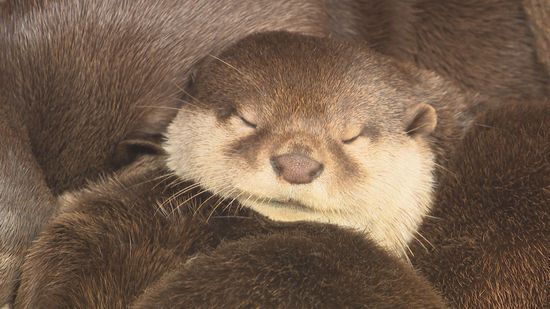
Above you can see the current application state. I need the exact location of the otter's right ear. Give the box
[111,134,165,169]
[404,103,437,137]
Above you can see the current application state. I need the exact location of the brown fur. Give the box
[411,100,550,308]
[2,0,547,305]
[0,0,6,15]
[15,157,445,309]
[0,0,336,304]
[328,0,549,100]
[522,0,550,77]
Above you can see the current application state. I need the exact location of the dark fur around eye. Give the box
[217,105,236,120]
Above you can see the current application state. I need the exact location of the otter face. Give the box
[165,32,440,257]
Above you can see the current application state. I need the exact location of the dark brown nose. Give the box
[270,153,324,184]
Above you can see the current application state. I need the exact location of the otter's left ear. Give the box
[404,103,437,137]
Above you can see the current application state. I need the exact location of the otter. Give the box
[4,0,544,306]
[0,0,341,304]
[1,0,547,304]
[15,157,446,309]
[411,100,550,308]
[16,79,547,309]
[165,31,477,257]
[13,30,474,308]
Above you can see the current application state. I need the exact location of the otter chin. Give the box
[165,31,475,257]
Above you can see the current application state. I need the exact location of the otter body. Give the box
[15,157,446,309]
[0,0,334,303]
[411,100,550,308]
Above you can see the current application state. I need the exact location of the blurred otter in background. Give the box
[411,100,550,308]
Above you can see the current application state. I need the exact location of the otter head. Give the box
[165,31,472,257]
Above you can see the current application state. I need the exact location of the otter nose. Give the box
[270,154,324,184]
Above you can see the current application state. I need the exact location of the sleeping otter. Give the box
[12,30,474,308]
[2,0,547,304]
[16,62,547,309]
[164,31,477,257]
[411,100,550,308]
[4,0,546,306]
[12,27,547,309]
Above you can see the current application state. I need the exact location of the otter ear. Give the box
[111,101,179,168]
[112,134,166,169]
[404,103,437,137]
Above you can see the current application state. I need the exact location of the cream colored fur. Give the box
[165,109,435,258]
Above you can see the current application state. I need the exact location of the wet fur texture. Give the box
[411,100,550,308]
[15,157,446,309]
[0,0,336,304]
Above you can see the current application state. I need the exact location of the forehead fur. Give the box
[190,32,432,133]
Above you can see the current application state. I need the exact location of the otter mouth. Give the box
[250,198,315,212]
[228,190,316,213]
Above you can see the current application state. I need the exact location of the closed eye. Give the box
[237,114,257,129]
[342,124,379,144]
[342,134,360,144]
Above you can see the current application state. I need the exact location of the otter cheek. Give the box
[166,111,229,186]
[373,142,434,253]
